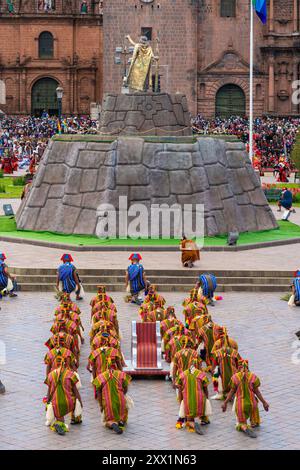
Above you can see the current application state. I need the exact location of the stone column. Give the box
[294,0,298,32]
[269,0,274,33]
[292,57,299,114]
[268,54,275,113]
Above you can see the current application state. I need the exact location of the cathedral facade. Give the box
[0,0,103,115]
[1,1,300,118]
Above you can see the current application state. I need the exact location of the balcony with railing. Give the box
[0,0,103,17]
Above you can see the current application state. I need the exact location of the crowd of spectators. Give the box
[0,115,97,175]
[192,115,299,173]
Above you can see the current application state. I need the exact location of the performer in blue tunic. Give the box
[196,273,217,306]
[292,277,300,306]
[125,253,147,305]
[56,254,82,301]
[0,253,17,298]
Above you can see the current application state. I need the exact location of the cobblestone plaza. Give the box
[0,291,299,450]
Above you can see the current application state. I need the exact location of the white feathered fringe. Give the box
[232,396,237,415]
[170,362,174,379]
[288,294,295,307]
[218,376,223,393]
[74,371,82,389]
[179,400,185,419]
[74,399,82,418]
[205,399,212,417]
[45,403,55,427]
[125,394,134,409]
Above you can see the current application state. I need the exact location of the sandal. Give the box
[54,423,66,436]
[243,427,257,438]
[111,423,123,434]
[194,422,204,435]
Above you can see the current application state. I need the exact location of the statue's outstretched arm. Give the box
[126,35,136,47]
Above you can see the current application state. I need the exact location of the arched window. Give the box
[220,0,236,18]
[38,32,54,59]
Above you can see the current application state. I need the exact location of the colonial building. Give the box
[1,1,300,118]
[0,0,103,115]
[103,0,300,118]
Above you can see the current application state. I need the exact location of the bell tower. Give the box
[102,0,198,114]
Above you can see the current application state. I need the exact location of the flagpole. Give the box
[249,0,254,163]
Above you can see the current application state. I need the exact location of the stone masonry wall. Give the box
[98,93,192,136]
[16,137,278,237]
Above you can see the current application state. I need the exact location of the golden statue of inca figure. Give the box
[125,35,158,92]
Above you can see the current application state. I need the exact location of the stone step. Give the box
[17,283,288,293]
[10,267,294,278]
[13,275,292,285]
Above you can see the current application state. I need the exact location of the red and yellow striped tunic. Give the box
[46,367,78,420]
[176,369,209,418]
[229,371,261,424]
[93,370,131,425]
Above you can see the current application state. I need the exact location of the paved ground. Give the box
[1,238,299,272]
[0,291,299,450]
[0,201,299,273]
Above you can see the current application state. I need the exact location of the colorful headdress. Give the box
[97,285,106,293]
[129,253,142,261]
[61,253,74,262]
[166,306,176,318]
[0,253,7,260]
[238,358,249,370]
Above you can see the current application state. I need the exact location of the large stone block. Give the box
[150,170,170,197]
[158,152,192,170]
[206,187,224,211]
[117,138,144,164]
[80,170,98,192]
[65,168,82,194]
[143,143,164,168]
[130,185,152,201]
[169,171,192,194]
[48,184,65,199]
[198,138,226,165]
[205,163,228,186]
[73,209,97,235]
[189,168,209,192]
[62,194,83,207]
[116,165,149,185]
[77,150,106,168]
[26,184,49,207]
[125,111,145,129]
[97,166,115,191]
[236,168,256,192]
[43,164,68,185]
[226,150,247,169]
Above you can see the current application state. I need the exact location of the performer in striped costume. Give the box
[45,359,83,435]
[222,359,269,438]
[93,368,131,434]
[176,362,210,434]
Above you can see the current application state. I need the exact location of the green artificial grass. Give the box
[0,216,300,247]
[267,183,300,189]
[0,178,24,199]
[52,134,240,144]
